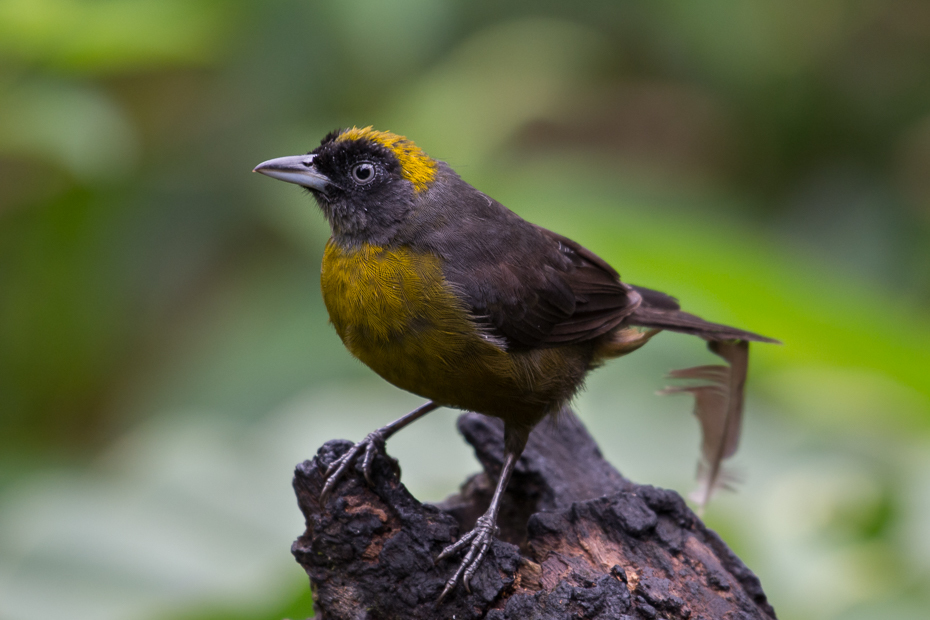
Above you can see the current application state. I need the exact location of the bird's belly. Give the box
[320,241,583,424]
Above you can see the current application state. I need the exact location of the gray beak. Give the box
[253,154,331,192]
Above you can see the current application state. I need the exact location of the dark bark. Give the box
[292,410,776,620]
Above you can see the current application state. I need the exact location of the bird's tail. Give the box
[626,285,779,344]
[626,285,778,510]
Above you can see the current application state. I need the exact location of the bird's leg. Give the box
[437,427,527,602]
[319,400,439,504]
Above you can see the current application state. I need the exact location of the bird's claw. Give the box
[436,514,499,602]
[319,430,394,504]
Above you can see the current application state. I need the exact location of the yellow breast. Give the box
[320,241,491,401]
[320,240,586,424]
[321,241,461,344]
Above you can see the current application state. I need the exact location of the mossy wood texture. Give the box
[292,411,776,619]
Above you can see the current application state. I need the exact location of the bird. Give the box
[253,126,777,600]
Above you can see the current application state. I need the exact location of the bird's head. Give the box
[253,127,439,246]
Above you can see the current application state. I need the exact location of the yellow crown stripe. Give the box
[337,126,437,192]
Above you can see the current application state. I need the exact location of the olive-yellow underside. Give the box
[321,240,592,430]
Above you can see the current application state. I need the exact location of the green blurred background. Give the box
[1,1,929,619]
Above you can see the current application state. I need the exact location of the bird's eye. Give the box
[351,162,376,184]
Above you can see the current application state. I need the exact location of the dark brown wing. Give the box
[537,232,641,345]
[444,225,641,350]
[414,170,641,349]
[417,167,778,354]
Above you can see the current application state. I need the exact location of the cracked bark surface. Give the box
[292,410,776,620]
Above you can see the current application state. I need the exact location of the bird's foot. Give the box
[319,429,397,504]
[436,513,499,602]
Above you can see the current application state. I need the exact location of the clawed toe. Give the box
[317,403,439,506]
[436,515,499,602]
[319,430,388,504]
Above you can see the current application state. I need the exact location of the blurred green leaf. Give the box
[0,0,231,73]
[0,80,137,181]
[388,18,609,164]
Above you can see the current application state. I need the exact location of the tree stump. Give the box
[292,410,777,619]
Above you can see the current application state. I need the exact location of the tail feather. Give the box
[628,305,779,344]
[659,340,750,511]
[629,285,777,510]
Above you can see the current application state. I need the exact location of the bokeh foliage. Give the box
[1,1,929,619]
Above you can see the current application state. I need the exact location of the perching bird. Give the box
[254,127,777,600]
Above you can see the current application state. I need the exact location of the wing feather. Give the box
[461,229,640,349]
